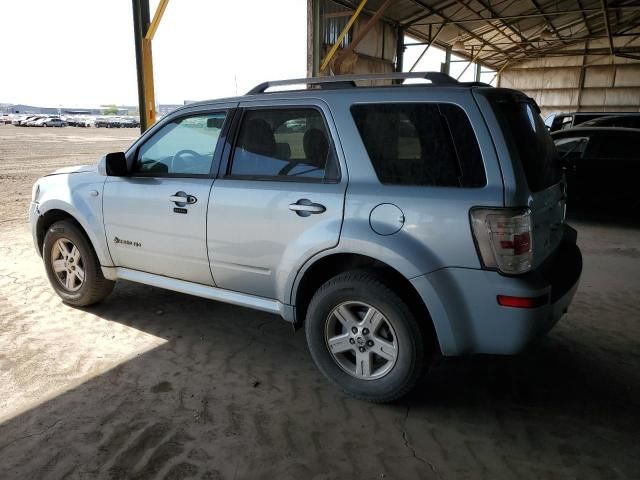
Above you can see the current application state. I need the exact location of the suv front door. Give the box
[207,100,346,301]
[103,108,232,285]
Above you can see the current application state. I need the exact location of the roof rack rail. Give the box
[247,72,458,95]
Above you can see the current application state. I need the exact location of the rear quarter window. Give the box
[350,103,486,188]
[487,92,561,192]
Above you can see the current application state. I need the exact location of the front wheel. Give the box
[43,220,115,306]
[305,271,429,403]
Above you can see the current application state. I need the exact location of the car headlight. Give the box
[31,183,40,202]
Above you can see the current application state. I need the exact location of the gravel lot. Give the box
[0,125,639,479]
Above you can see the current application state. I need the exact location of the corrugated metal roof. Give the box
[332,0,640,68]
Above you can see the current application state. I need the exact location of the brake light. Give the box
[499,232,530,255]
[470,208,533,274]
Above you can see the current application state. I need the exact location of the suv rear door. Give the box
[475,89,565,268]
[206,99,346,301]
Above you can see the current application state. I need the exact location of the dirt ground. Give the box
[0,125,639,480]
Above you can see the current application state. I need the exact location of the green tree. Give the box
[103,105,119,115]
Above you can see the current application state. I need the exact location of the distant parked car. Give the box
[545,111,639,132]
[42,118,67,127]
[120,117,140,128]
[0,114,11,124]
[552,127,640,212]
[578,114,640,129]
[95,117,122,128]
[78,117,94,128]
[17,116,40,126]
[24,117,47,127]
[67,116,93,127]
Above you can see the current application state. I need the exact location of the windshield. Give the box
[488,92,561,192]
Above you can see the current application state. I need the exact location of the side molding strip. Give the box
[109,267,293,320]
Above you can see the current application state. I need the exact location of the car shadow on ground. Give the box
[1,277,639,479]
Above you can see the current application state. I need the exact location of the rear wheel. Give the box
[305,271,429,403]
[43,220,114,306]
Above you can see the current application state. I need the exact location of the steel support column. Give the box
[441,46,451,75]
[132,0,150,132]
[313,0,320,76]
[132,0,169,132]
[395,26,405,72]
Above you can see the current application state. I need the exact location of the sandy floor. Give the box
[0,125,639,479]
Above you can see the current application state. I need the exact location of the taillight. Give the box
[470,208,533,275]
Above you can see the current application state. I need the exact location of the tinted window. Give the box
[229,108,339,182]
[134,112,226,175]
[554,136,589,160]
[585,131,640,159]
[581,115,640,129]
[350,103,485,187]
[487,92,561,192]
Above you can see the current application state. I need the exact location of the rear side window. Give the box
[487,92,561,192]
[228,108,340,183]
[350,103,485,187]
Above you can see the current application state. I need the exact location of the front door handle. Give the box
[169,191,197,205]
[289,199,326,216]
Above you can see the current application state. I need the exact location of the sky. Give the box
[0,1,491,107]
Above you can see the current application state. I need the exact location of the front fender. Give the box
[36,174,113,267]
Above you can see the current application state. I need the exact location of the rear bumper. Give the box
[412,226,582,355]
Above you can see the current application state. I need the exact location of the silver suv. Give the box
[29,73,582,402]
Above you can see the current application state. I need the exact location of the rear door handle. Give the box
[169,192,197,205]
[289,199,326,216]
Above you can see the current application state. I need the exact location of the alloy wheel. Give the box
[50,238,85,292]
[324,301,398,380]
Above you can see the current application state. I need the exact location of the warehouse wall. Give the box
[308,0,397,80]
[499,37,640,116]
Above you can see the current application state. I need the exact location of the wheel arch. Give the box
[292,252,440,352]
[36,207,111,266]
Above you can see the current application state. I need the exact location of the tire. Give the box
[43,220,115,307]
[305,270,429,403]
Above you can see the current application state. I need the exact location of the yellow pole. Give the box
[141,0,169,127]
[145,0,170,41]
[320,0,368,73]
[142,38,156,126]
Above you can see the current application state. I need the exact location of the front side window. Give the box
[351,103,486,187]
[134,112,226,175]
[228,108,339,182]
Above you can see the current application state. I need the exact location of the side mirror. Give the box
[99,152,128,176]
